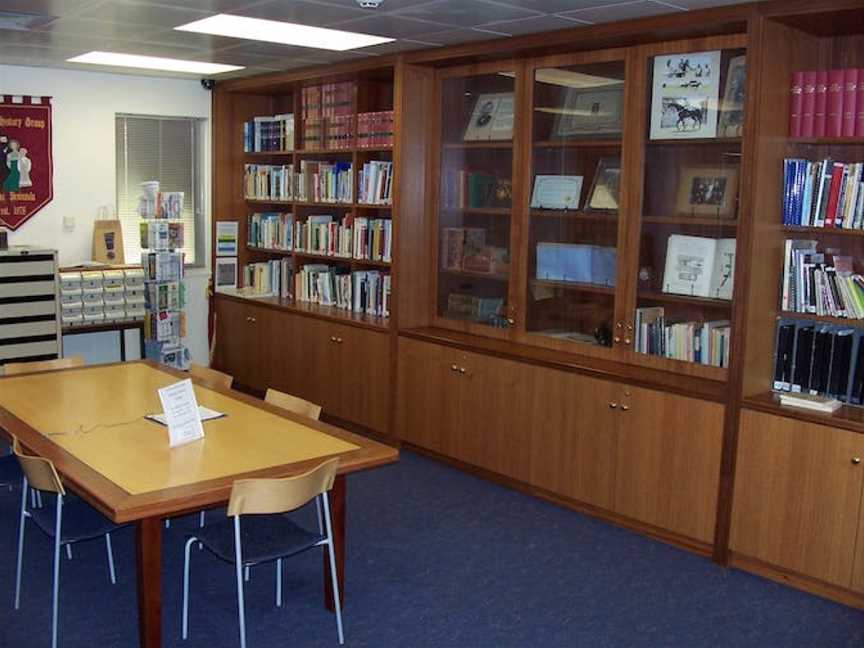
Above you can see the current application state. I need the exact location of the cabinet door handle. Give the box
[330,336,338,343]
[450,364,459,372]
[853,457,861,465]
[623,337,631,345]
[609,402,618,409]
[621,404,630,412]
[336,337,343,344]
[246,316,256,324]
[459,367,466,374]
[614,336,621,343]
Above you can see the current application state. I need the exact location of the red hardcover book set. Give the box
[789,68,864,138]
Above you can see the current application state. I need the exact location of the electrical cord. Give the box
[48,416,151,437]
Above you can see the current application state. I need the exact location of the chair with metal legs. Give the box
[182,458,344,647]
[11,437,128,648]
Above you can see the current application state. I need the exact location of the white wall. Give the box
[0,64,212,365]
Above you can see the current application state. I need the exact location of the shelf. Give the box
[638,291,733,308]
[295,148,354,156]
[244,150,294,157]
[777,311,864,326]
[295,251,391,268]
[355,203,393,210]
[245,198,293,205]
[219,292,389,332]
[788,137,864,145]
[533,138,621,149]
[646,137,742,146]
[783,226,864,237]
[744,392,864,436]
[531,279,615,295]
[443,141,512,150]
[530,209,617,220]
[442,207,511,216]
[292,200,354,208]
[440,269,509,282]
[248,246,292,256]
[642,215,737,227]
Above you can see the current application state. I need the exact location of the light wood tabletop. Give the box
[0,360,399,648]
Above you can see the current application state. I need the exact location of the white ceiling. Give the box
[0,0,756,79]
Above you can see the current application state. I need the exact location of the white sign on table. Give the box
[157,379,205,448]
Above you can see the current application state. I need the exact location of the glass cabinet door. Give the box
[436,69,516,331]
[633,46,746,370]
[525,60,626,348]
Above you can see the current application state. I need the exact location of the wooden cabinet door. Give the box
[614,387,724,543]
[289,316,339,416]
[732,410,864,589]
[327,324,391,433]
[395,337,462,455]
[213,298,272,391]
[528,367,619,510]
[458,350,534,483]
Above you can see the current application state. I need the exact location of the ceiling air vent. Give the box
[0,11,55,31]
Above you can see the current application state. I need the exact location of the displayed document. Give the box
[530,175,584,210]
[157,379,205,448]
[146,406,225,427]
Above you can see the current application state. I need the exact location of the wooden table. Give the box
[0,361,398,648]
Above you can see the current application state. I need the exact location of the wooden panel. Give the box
[614,386,724,542]
[395,337,462,455]
[329,323,391,433]
[731,409,864,589]
[854,487,864,594]
[528,367,618,509]
[213,298,273,391]
[459,349,534,482]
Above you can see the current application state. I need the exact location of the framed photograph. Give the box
[586,158,621,211]
[650,50,721,140]
[552,85,623,137]
[215,221,238,257]
[214,257,238,293]
[675,165,739,218]
[718,55,746,138]
[463,92,514,141]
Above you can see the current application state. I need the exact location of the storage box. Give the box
[83,304,104,322]
[60,292,83,306]
[59,272,82,292]
[536,243,616,286]
[124,268,145,288]
[81,271,104,291]
[82,290,104,306]
[102,269,125,289]
[103,288,125,306]
[104,304,127,321]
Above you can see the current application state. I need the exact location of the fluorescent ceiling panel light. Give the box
[67,51,243,75]
[175,13,394,51]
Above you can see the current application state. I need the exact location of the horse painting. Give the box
[664,101,705,132]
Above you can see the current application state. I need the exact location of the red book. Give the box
[801,71,817,137]
[790,71,804,137]
[858,68,864,137]
[826,69,845,137]
[843,68,859,138]
[814,70,828,137]
[823,162,845,227]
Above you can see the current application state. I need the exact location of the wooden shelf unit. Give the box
[210,0,864,612]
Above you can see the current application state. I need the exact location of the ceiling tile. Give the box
[134,27,247,52]
[311,0,440,12]
[479,14,588,35]
[0,0,99,18]
[75,1,212,28]
[411,27,509,45]
[231,0,369,25]
[30,17,164,40]
[558,0,685,23]
[140,0,263,10]
[330,13,450,38]
[396,0,540,27]
[207,40,332,62]
[356,38,438,54]
[0,44,80,67]
[487,0,630,11]
[654,0,750,8]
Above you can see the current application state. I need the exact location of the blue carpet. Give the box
[0,451,862,647]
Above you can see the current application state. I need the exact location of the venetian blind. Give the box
[115,115,202,264]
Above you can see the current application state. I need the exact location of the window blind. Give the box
[115,115,202,264]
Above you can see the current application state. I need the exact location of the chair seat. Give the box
[29,496,125,544]
[0,454,22,487]
[193,514,325,566]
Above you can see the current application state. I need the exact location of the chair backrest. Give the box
[227,458,339,517]
[12,437,64,495]
[190,363,233,390]
[265,388,322,421]
[4,356,84,376]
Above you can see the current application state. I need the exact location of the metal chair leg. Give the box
[275,559,282,608]
[315,498,323,534]
[181,536,196,640]
[322,494,344,645]
[233,518,247,648]
[199,510,206,527]
[165,519,171,529]
[245,565,250,582]
[51,494,64,648]
[105,533,117,584]
[65,545,72,561]
[14,478,28,609]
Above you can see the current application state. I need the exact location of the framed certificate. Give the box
[552,85,624,137]
[530,175,584,210]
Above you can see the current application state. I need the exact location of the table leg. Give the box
[120,330,126,362]
[136,517,161,648]
[324,474,345,612]
[139,325,146,360]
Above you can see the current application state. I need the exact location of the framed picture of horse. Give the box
[675,165,739,218]
[649,50,721,140]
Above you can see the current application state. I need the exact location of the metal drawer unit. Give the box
[0,247,61,365]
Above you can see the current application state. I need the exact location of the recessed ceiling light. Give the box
[175,13,394,51]
[66,51,243,75]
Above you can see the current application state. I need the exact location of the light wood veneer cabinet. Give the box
[397,337,724,542]
[731,409,864,590]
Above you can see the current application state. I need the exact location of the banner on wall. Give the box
[0,96,53,231]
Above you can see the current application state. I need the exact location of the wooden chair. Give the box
[12,437,127,648]
[190,363,233,390]
[4,356,84,376]
[182,458,344,647]
[265,388,322,421]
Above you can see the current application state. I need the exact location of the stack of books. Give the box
[357,161,393,205]
[352,217,392,262]
[296,160,353,203]
[789,69,864,138]
[782,158,864,227]
[357,111,395,148]
[242,259,293,299]
[635,307,731,368]
[247,212,293,251]
[294,264,391,317]
[301,82,355,150]
[243,113,294,152]
[244,164,294,201]
[781,239,864,318]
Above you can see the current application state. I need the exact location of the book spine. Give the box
[843,68,859,138]
[790,71,804,138]
[858,69,864,137]
[814,70,828,138]
[826,69,844,138]
[801,71,817,138]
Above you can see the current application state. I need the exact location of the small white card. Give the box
[157,379,205,448]
[530,175,584,210]
[146,406,225,427]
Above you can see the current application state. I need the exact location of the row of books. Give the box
[139,221,183,252]
[302,82,354,121]
[247,212,293,251]
[634,307,731,368]
[789,69,864,138]
[244,161,358,203]
[295,215,392,262]
[440,227,508,276]
[243,259,293,300]
[782,158,864,228]
[773,318,864,404]
[357,161,393,205]
[244,164,293,202]
[357,111,395,148]
[781,239,864,318]
[299,112,395,150]
[295,264,391,317]
[243,113,294,152]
